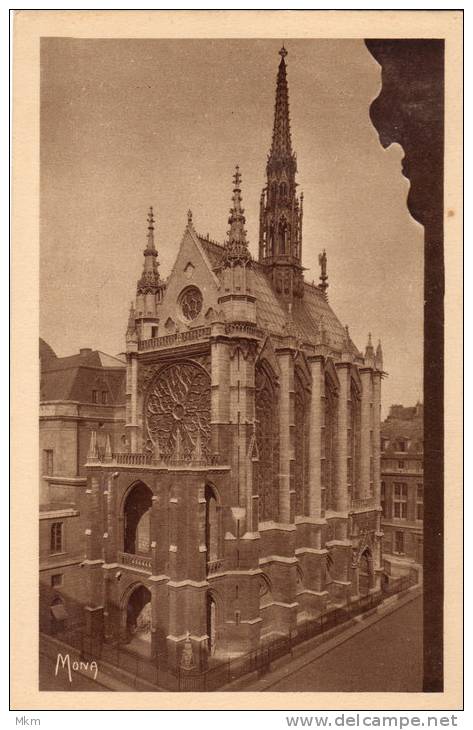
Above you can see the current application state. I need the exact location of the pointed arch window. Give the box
[294,370,310,517]
[205,484,219,566]
[255,362,279,523]
[347,378,361,499]
[278,217,289,256]
[322,375,338,511]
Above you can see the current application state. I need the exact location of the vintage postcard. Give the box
[11,10,462,711]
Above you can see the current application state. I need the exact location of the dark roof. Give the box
[40,340,126,404]
[39,338,57,364]
[381,403,424,456]
[198,236,350,350]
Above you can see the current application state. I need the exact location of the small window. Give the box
[151,326,158,338]
[417,484,423,501]
[51,573,63,588]
[398,460,405,469]
[416,504,424,521]
[92,390,98,403]
[50,522,63,554]
[395,531,404,554]
[397,440,407,453]
[43,449,54,476]
[101,390,108,405]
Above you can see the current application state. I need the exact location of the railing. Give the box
[207,559,224,575]
[139,327,212,352]
[118,551,153,571]
[94,452,227,469]
[45,572,418,692]
[114,453,153,466]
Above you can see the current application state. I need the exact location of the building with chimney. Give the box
[80,48,385,673]
[380,403,423,579]
[39,339,126,635]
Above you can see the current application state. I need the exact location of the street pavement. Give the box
[253,594,423,692]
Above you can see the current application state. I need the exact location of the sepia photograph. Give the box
[11,9,462,712]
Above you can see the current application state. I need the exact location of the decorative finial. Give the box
[137,207,161,295]
[279,45,288,59]
[375,339,384,370]
[365,332,375,365]
[318,249,328,295]
[187,209,193,226]
[233,164,241,189]
[223,165,251,266]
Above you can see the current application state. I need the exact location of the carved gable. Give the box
[155,227,222,335]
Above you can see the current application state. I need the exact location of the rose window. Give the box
[179,286,203,321]
[145,362,211,460]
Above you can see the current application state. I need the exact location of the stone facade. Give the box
[81,48,385,671]
[380,403,423,579]
[39,340,126,635]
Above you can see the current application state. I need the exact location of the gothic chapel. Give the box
[83,47,385,671]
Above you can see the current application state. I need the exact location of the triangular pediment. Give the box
[155,225,222,333]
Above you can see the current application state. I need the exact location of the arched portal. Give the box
[125,584,152,650]
[123,482,153,554]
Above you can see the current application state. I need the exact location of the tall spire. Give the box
[269,46,294,162]
[223,166,251,265]
[259,46,304,302]
[137,207,161,295]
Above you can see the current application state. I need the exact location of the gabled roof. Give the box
[39,340,126,404]
[198,236,349,349]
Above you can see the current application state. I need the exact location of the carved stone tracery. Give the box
[255,361,279,522]
[145,361,211,460]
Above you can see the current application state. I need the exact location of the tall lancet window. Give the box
[322,376,338,511]
[278,217,289,255]
[294,371,309,516]
[347,378,361,500]
[255,362,279,523]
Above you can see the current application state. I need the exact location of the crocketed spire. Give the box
[269,46,293,162]
[137,207,161,295]
[223,166,251,266]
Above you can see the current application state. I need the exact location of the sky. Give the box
[40,38,424,416]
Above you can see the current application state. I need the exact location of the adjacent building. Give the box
[380,403,423,578]
[39,339,126,634]
[73,47,385,673]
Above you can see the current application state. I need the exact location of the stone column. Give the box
[276,348,294,524]
[372,372,382,505]
[308,355,324,518]
[335,363,350,514]
[130,355,138,451]
[125,351,139,452]
[360,368,373,500]
[210,335,230,460]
